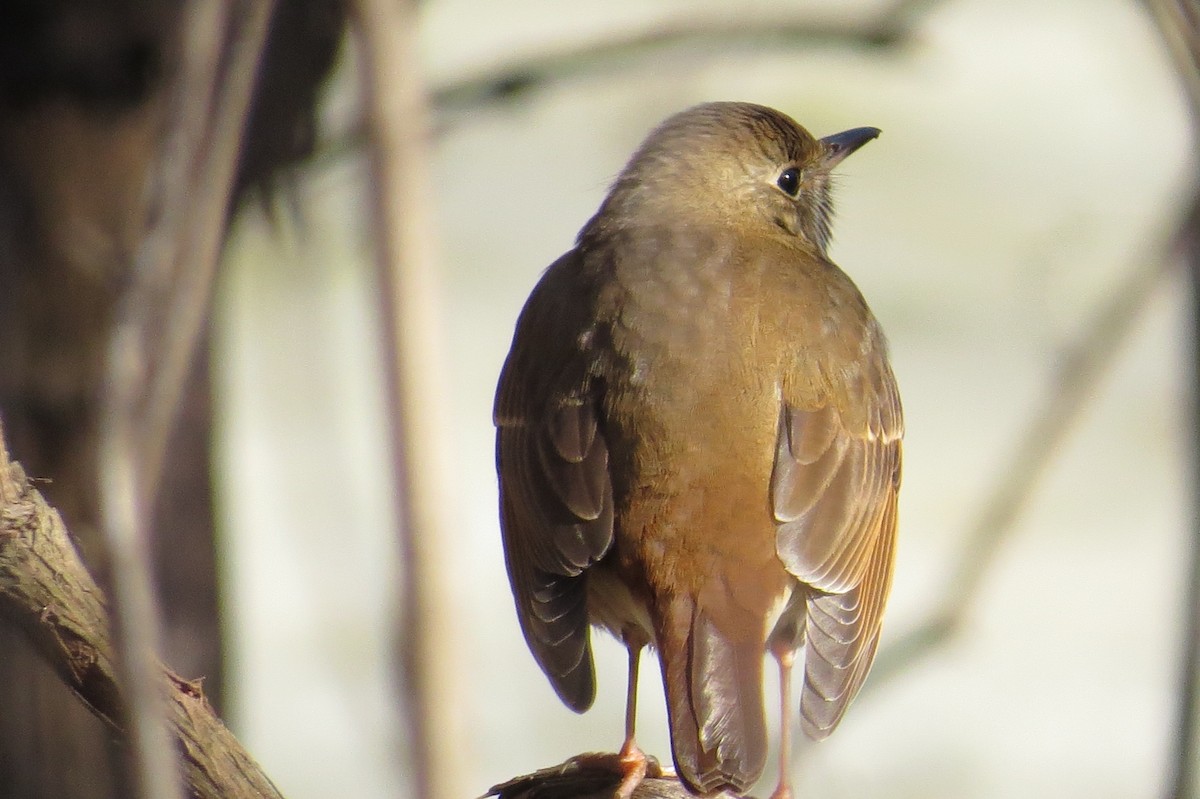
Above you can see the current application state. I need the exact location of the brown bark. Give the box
[0,88,168,799]
[0,2,344,795]
[0,423,284,799]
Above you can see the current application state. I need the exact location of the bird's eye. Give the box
[776,167,801,198]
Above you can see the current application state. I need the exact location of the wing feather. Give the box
[494,250,614,712]
[771,326,902,739]
[801,489,897,738]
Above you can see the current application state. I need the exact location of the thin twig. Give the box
[99,2,275,797]
[350,2,465,799]
[101,339,183,799]
[131,0,277,508]
[865,192,1198,693]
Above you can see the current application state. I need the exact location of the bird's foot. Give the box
[566,747,663,799]
[614,739,650,799]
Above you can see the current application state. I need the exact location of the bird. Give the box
[493,101,902,798]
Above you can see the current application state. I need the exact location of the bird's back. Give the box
[583,226,841,793]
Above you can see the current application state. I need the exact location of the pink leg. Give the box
[614,644,647,799]
[769,648,795,799]
[567,640,660,796]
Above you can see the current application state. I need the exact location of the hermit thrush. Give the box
[495,101,901,797]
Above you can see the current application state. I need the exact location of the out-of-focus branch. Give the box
[99,2,275,797]
[1143,4,1200,797]
[1174,179,1200,799]
[115,0,276,534]
[432,0,940,113]
[1147,0,1200,121]
[350,1,465,799]
[310,0,944,173]
[866,191,1199,691]
[0,422,285,799]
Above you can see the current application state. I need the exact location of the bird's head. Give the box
[598,102,879,255]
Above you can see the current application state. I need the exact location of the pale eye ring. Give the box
[776,167,801,198]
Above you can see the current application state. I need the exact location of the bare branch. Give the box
[487,756,739,799]
[119,0,276,519]
[349,1,466,798]
[0,422,285,799]
[99,2,276,796]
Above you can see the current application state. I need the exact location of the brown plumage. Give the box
[494,101,902,797]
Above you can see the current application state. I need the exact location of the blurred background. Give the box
[1,0,1197,798]
[218,0,1197,796]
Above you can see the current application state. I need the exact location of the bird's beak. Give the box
[820,127,881,168]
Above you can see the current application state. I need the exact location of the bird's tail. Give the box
[657,594,767,796]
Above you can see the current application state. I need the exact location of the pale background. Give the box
[212,0,1196,797]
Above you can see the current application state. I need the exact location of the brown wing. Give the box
[494,250,614,712]
[770,333,902,739]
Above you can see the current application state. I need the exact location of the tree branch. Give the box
[0,420,285,799]
[486,756,740,799]
[99,2,275,795]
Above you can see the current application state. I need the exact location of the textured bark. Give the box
[0,99,155,796]
[0,1,343,796]
[0,431,284,799]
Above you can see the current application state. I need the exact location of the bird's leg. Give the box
[769,645,796,799]
[564,636,661,796]
[614,641,647,799]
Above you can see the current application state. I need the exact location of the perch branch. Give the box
[487,757,740,799]
[0,421,284,799]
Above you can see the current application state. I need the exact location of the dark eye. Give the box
[776,167,801,198]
